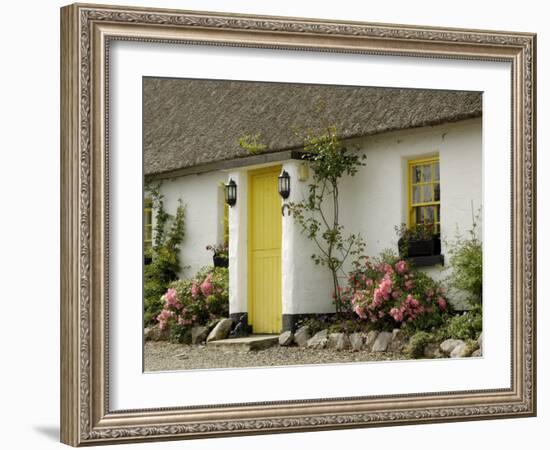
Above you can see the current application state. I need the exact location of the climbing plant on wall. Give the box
[289,125,367,315]
[143,183,186,325]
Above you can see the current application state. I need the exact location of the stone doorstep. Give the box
[207,335,279,351]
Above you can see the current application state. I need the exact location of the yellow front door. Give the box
[248,166,282,334]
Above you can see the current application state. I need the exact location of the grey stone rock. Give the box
[307,329,329,349]
[423,342,443,359]
[328,333,350,351]
[206,318,233,342]
[279,330,294,346]
[390,328,408,352]
[144,324,170,341]
[440,339,464,356]
[191,326,209,345]
[372,331,393,352]
[349,333,364,351]
[294,326,311,347]
[450,341,468,358]
[471,349,482,357]
[365,330,379,351]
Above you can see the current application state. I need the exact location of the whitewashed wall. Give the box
[154,117,482,314]
[281,160,337,315]
[155,171,227,279]
[286,117,483,313]
[341,117,482,260]
[227,170,248,315]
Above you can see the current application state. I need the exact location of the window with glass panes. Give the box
[408,157,440,234]
[144,198,153,250]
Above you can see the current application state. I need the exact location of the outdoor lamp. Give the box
[224,179,237,207]
[278,170,291,200]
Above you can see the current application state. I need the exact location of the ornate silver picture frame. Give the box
[60,3,536,446]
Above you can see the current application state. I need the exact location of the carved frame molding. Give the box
[60,3,536,446]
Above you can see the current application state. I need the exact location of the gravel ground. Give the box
[144,341,407,372]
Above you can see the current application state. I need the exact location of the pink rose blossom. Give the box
[157,309,172,321]
[164,288,181,309]
[200,274,213,297]
[178,316,192,326]
[390,307,404,322]
[437,297,447,311]
[156,309,173,330]
[395,260,407,274]
[354,304,367,320]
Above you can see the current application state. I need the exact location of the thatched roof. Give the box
[144,77,482,176]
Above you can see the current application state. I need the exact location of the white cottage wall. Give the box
[287,118,482,314]
[225,161,337,319]
[155,171,227,279]
[341,117,482,261]
[227,170,248,316]
[153,117,481,320]
[281,161,336,316]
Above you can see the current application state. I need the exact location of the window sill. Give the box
[407,254,444,267]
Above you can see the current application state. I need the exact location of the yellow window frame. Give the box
[408,156,440,233]
[144,197,153,250]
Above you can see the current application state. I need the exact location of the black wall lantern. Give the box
[278,170,291,200]
[278,170,291,216]
[224,179,237,207]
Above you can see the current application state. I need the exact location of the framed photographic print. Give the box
[60,3,536,446]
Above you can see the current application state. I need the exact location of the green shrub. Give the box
[327,318,370,334]
[404,331,433,359]
[144,276,168,325]
[170,326,193,344]
[463,339,480,357]
[157,266,229,342]
[143,185,186,326]
[295,315,371,335]
[296,315,333,335]
[441,306,482,341]
[342,250,452,332]
[446,216,482,306]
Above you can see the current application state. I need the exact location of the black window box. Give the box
[213,255,229,268]
[407,254,444,267]
[398,236,441,258]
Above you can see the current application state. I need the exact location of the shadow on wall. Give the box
[33,425,59,442]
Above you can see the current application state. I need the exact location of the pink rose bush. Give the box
[341,254,450,331]
[200,274,214,297]
[156,266,229,340]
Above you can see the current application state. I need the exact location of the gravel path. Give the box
[144,341,407,372]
